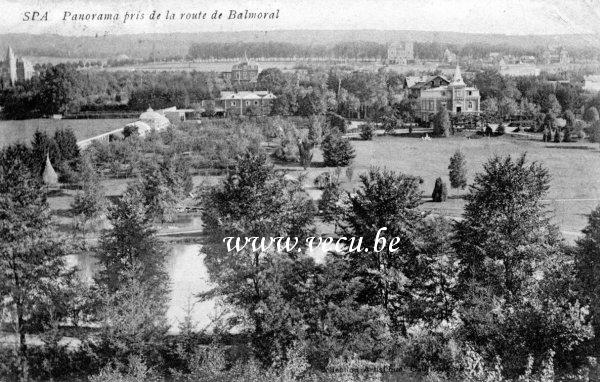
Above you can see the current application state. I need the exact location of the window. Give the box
[254,101,259,105]
[231,101,236,106]
[468,101,473,109]
[456,90,463,97]
[246,101,251,106]
[441,91,445,96]
[468,90,472,96]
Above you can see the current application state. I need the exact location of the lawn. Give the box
[0,118,136,147]
[301,134,600,242]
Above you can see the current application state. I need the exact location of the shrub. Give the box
[123,124,140,138]
[496,123,505,136]
[588,121,600,143]
[321,134,356,167]
[584,106,600,123]
[432,177,448,202]
[359,123,374,140]
[327,112,348,134]
[554,129,563,143]
[485,125,493,136]
[314,171,334,190]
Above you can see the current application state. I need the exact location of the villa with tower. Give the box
[221,53,259,84]
[411,64,480,121]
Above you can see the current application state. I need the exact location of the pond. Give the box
[67,244,216,334]
[66,241,335,334]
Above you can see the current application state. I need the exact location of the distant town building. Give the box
[584,75,600,92]
[541,47,570,65]
[498,59,540,76]
[414,64,480,120]
[221,54,259,84]
[0,46,34,87]
[200,90,276,116]
[387,41,414,64]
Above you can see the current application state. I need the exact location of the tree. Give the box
[454,154,557,299]
[431,177,448,202]
[307,115,324,145]
[448,150,467,191]
[297,138,313,169]
[318,179,343,230]
[31,130,59,177]
[38,64,82,115]
[200,151,316,365]
[542,94,562,116]
[575,205,600,352]
[92,270,170,368]
[71,158,106,235]
[433,108,450,137]
[454,154,590,376]
[0,159,75,381]
[498,97,518,120]
[92,185,170,364]
[54,128,80,164]
[257,67,286,93]
[321,134,356,167]
[543,112,556,131]
[135,156,192,223]
[95,186,170,298]
[341,168,455,331]
[481,97,499,118]
[584,106,600,123]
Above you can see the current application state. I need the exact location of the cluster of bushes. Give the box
[1,128,81,183]
[194,151,600,381]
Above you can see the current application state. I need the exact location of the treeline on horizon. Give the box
[186,41,596,61]
[2,36,599,62]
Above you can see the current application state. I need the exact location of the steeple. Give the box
[6,46,14,61]
[452,62,465,86]
[42,153,58,186]
[5,46,17,86]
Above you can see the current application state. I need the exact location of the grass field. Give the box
[43,131,600,242]
[302,134,600,242]
[0,118,136,147]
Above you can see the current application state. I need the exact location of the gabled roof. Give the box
[405,75,430,88]
[220,91,276,100]
[407,75,450,89]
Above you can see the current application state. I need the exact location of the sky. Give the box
[1,0,600,36]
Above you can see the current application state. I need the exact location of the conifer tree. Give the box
[0,159,74,381]
[448,150,468,191]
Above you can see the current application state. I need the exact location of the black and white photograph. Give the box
[1,0,600,380]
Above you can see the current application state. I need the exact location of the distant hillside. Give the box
[0,30,599,59]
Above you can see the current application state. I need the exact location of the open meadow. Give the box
[0,118,136,147]
[304,134,600,242]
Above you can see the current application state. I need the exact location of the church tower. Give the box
[5,46,18,86]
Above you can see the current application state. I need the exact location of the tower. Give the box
[451,63,465,85]
[450,63,466,113]
[5,46,17,86]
